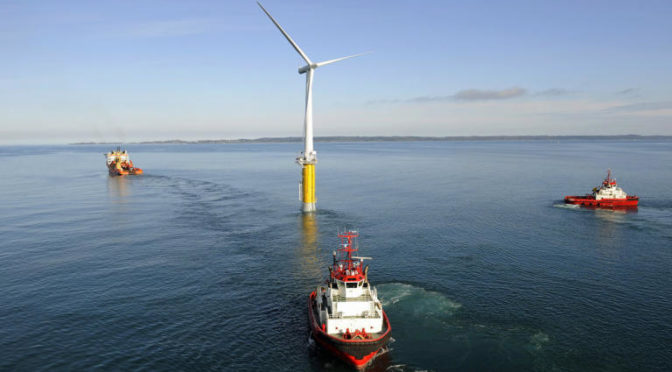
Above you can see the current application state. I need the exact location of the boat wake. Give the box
[553,198,672,239]
[377,283,554,371]
[529,331,550,351]
[378,282,462,317]
[307,332,315,348]
[552,203,583,210]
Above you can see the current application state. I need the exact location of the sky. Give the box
[1,0,671,144]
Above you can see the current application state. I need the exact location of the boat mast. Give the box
[332,230,361,279]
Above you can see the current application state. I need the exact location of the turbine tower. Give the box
[257,2,365,213]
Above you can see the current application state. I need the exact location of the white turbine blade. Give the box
[257,2,312,64]
[315,52,370,68]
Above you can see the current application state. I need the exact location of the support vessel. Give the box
[564,170,638,208]
[309,230,391,369]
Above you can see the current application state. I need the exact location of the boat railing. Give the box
[332,293,373,302]
[328,311,381,319]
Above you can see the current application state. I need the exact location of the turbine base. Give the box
[301,163,316,212]
[302,202,317,213]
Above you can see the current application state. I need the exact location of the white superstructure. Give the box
[594,185,628,200]
[315,268,384,336]
[105,148,129,165]
[593,170,628,200]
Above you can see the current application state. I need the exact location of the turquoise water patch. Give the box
[379,283,462,318]
[377,283,553,371]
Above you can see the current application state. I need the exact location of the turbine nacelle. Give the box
[298,64,314,74]
[298,52,370,74]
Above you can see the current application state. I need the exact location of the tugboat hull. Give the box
[108,167,143,177]
[564,195,638,208]
[309,292,391,369]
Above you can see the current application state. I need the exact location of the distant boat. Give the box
[564,170,638,208]
[105,147,143,176]
[309,230,391,369]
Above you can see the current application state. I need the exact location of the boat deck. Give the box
[332,293,373,302]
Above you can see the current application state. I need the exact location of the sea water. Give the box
[1,140,671,371]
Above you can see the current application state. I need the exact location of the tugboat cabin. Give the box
[315,232,385,337]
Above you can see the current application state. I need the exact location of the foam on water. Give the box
[378,283,462,318]
[376,283,555,371]
[552,203,582,210]
[528,332,550,351]
[385,365,431,372]
[553,199,672,241]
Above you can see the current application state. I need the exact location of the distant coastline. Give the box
[71,135,672,145]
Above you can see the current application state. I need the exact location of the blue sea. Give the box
[1,140,671,371]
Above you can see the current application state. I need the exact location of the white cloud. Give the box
[369,87,527,104]
[606,101,672,112]
[453,87,526,101]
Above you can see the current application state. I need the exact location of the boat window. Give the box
[346,282,358,288]
[362,283,368,288]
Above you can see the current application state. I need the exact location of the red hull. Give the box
[308,292,391,369]
[564,195,638,208]
[108,167,143,176]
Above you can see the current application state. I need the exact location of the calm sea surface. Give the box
[1,141,671,371]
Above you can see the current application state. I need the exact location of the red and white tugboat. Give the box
[564,169,638,208]
[309,230,391,369]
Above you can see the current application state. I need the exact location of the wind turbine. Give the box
[257,2,366,213]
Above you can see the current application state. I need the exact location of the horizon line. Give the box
[62,134,672,145]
